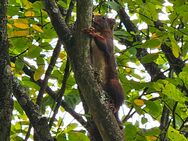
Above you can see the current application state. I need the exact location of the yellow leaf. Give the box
[151,33,161,48]
[10,30,29,37]
[125,67,131,73]
[151,33,158,39]
[14,19,28,24]
[10,62,15,71]
[59,51,67,60]
[14,19,29,29]
[14,23,29,29]
[134,99,144,106]
[156,44,161,48]
[93,12,101,16]
[32,24,43,33]
[22,1,32,9]
[7,23,13,29]
[171,42,180,58]
[25,11,35,17]
[146,136,157,141]
[34,65,45,81]
[7,16,12,19]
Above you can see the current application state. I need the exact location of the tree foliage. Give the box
[0,0,187,140]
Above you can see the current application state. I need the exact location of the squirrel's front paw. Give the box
[83,27,96,34]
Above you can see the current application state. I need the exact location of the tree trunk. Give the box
[0,0,13,140]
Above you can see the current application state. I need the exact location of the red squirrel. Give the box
[84,15,124,126]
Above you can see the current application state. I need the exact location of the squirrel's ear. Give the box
[108,18,116,29]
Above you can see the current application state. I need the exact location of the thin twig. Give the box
[49,58,70,129]
[36,39,62,106]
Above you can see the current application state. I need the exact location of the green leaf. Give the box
[34,65,45,81]
[69,131,90,141]
[64,90,80,109]
[58,1,69,9]
[40,42,53,50]
[41,24,57,39]
[141,53,159,63]
[15,59,24,71]
[14,101,24,114]
[124,123,138,140]
[114,30,131,37]
[171,41,180,58]
[141,117,148,124]
[41,95,54,109]
[51,69,63,83]
[21,79,40,90]
[153,80,188,103]
[182,42,188,57]
[179,66,188,89]
[32,1,43,9]
[27,45,42,58]
[143,127,160,136]
[144,101,161,118]
[168,127,187,141]
[106,2,121,11]
[142,39,161,48]
[56,133,67,141]
[63,123,78,133]
[10,135,23,141]
[11,38,28,53]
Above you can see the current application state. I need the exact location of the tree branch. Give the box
[43,0,124,140]
[21,64,87,128]
[42,0,71,45]
[49,58,70,129]
[37,39,62,106]
[12,78,54,141]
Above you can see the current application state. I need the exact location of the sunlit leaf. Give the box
[27,46,42,58]
[134,99,144,106]
[63,123,78,134]
[56,133,67,141]
[146,136,157,141]
[142,39,161,48]
[69,131,89,141]
[25,10,35,17]
[168,127,187,141]
[10,30,30,37]
[7,23,13,29]
[171,41,180,58]
[32,24,43,33]
[34,65,45,81]
[59,51,67,60]
[21,0,32,9]
[14,19,29,29]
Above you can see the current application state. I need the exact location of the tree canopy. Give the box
[0,0,188,141]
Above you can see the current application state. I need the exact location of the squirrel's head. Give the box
[93,15,115,32]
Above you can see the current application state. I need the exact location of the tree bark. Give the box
[12,78,54,141]
[0,1,13,140]
[43,0,124,140]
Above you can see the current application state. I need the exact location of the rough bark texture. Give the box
[12,79,54,141]
[43,0,124,140]
[0,1,13,140]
